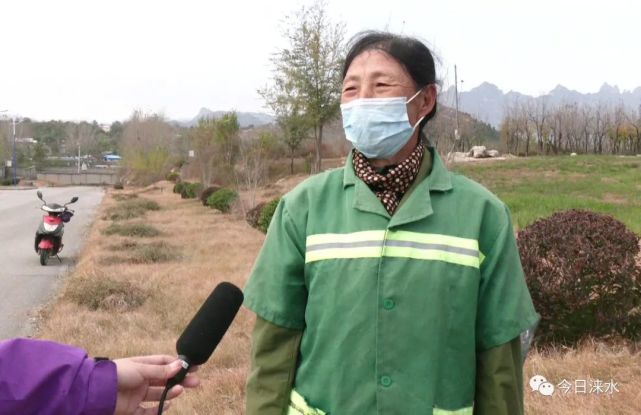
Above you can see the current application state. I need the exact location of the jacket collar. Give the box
[425,148,453,192]
[342,147,453,226]
[343,147,452,192]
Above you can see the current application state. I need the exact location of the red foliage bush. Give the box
[517,209,641,346]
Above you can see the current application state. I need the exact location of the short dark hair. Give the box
[342,31,438,128]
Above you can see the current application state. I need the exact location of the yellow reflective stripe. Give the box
[306,246,382,263]
[383,246,480,268]
[433,406,473,415]
[306,230,386,246]
[305,231,482,268]
[387,230,478,251]
[288,389,326,415]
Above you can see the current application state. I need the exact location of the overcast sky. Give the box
[1,0,639,123]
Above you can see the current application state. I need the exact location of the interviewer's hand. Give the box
[113,355,200,415]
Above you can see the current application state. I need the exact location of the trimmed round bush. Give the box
[173,181,187,194]
[200,186,221,206]
[166,171,180,183]
[518,209,641,346]
[180,182,202,199]
[257,199,280,234]
[206,188,238,213]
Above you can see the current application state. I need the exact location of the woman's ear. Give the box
[418,84,437,120]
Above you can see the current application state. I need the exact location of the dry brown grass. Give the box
[37,183,260,414]
[36,181,641,414]
[524,340,641,414]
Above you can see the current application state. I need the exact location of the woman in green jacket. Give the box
[244,31,539,415]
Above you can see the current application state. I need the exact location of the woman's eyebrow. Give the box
[344,71,396,83]
[368,71,395,80]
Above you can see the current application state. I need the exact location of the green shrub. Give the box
[200,186,221,206]
[518,209,641,346]
[257,199,280,233]
[103,223,161,237]
[166,171,180,183]
[206,188,238,213]
[1,178,19,186]
[65,276,148,311]
[192,182,203,197]
[173,182,187,194]
[180,182,202,199]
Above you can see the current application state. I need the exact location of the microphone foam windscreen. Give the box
[176,282,244,365]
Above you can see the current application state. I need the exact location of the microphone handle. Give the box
[166,355,191,389]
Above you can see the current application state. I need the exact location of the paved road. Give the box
[0,187,104,338]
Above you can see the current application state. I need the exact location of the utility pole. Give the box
[77,143,81,174]
[0,110,6,182]
[12,117,17,186]
[454,64,460,145]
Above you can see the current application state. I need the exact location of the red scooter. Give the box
[34,191,78,266]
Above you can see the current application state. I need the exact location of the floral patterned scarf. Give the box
[352,143,425,215]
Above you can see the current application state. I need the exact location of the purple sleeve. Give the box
[0,338,117,415]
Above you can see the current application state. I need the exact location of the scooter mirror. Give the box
[70,197,79,204]
[37,191,43,200]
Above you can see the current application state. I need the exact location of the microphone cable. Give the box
[157,385,170,415]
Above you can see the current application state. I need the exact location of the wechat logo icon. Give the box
[530,375,555,396]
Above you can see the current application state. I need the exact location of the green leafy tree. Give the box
[0,126,8,162]
[120,111,175,185]
[263,0,345,173]
[261,77,311,174]
[214,112,240,168]
[33,142,48,168]
[190,112,240,185]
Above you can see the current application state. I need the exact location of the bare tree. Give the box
[190,118,218,186]
[580,105,593,154]
[624,108,641,154]
[526,99,548,155]
[593,103,609,154]
[234,132,274,214]
[608,105,627,154]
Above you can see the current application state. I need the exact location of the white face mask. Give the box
[340,90,425,159]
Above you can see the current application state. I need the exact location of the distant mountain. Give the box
[441,82,641,127]
[175,108,275,128]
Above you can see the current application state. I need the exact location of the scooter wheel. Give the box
[39,249,48,266]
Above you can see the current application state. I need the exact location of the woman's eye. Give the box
[343,86,356,92]
[376,83,390,88]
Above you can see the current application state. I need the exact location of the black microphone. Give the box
[166,282,244,389]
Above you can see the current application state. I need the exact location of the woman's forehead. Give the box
[344,49,411,83]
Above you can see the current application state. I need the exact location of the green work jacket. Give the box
[244,148,539,414]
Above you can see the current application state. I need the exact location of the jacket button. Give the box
[383,298,395,310]
[380,375,393,387]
